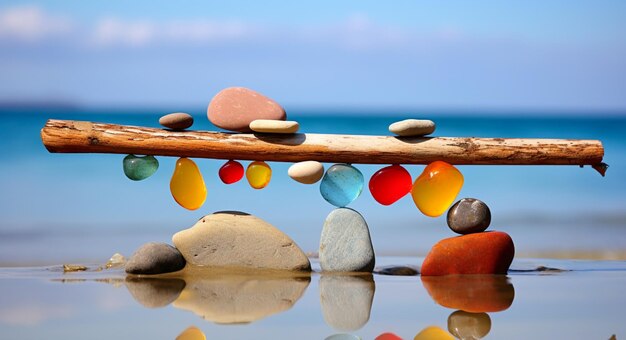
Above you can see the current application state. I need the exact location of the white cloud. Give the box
[91,17,251,47]
[0,6,466,51]
[0,5,72,41]
[92,18,155,47]
[0,303,74,326]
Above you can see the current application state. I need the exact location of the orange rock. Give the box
[421,275,515,313]
[421,231,514,276]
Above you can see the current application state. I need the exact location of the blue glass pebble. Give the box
[320,164,364,207]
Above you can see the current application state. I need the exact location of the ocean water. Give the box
[0,109,625,265]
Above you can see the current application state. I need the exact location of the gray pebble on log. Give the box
[389,119,435,137]
[159,112,194,130]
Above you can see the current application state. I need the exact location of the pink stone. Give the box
[207,87,286,132]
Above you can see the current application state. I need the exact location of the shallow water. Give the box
[1,257,624,340]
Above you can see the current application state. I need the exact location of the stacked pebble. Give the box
[421,198,515,276]
[129,89,516,276]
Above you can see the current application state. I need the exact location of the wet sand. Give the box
[0,257,625,339]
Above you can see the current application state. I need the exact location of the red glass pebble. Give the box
[369,164,412,205]
[218,160,244,184]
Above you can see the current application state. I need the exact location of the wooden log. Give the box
[41,119,604,167]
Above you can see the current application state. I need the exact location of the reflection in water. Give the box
[172,272,310,324]
[447,310,491,340]
[176,326,206,340]
[324,333,362,340]
[124,277,185,308]
[414,326,454,340]
[320,274,375,331]
[124,271,310,324]
[374,332,402,340]
[421,275,515,313]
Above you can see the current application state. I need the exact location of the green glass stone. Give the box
[123,155,159,181]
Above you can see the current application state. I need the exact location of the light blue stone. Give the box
[320,164,364,207]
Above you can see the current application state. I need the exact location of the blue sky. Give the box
[1,1,625,111]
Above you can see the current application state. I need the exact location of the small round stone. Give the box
[447,310,491,339]
[288,161,324,184]
[447,198,491,234]
[389,119,435,137]
[249,119,299,134]
[374,265,418,276]
[125,242,186,275]
[159,112,194,130]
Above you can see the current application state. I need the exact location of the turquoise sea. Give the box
[0,109,625,265]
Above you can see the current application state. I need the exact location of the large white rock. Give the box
[173,211,311,271]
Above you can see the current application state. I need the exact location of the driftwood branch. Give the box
[41,119,604,168]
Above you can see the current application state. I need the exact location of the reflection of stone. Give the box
[173,272,310,324]
[414,326,454,340]
[421,275,515,313]
[447,310,491,340]
[125,277,185,308]
[320,274,375,331]
[325,334,362,340]
[176,326,206,340]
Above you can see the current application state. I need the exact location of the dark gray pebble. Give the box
[374,266,419,276]
[125,242,186,275]
[447,198,491,235]
[159,112,194,130]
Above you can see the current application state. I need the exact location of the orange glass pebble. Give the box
[170,157,207,210]
[246,161,272,189]
[411,161,463,217]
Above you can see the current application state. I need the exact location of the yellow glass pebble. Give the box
[414,326,454,340]
[176,326,206,340]
[411,161,463,217]
[246,161,272,189]
[170,157,207,210]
